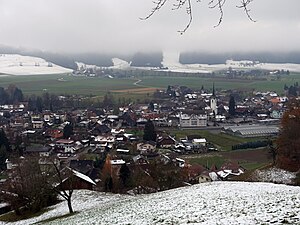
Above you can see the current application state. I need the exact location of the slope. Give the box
[0,54,72,76]
[2,182,300,225]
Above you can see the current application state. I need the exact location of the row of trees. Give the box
[0,85,23,105]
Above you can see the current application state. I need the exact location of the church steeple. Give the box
[211,82,217,116]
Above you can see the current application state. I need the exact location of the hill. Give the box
[3,182,300,225]
[0,54,73,76]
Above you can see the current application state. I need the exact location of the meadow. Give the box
[1,72,300,97]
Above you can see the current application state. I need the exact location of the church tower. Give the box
[210,83,217,115]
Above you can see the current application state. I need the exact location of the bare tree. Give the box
[1,157,57,215]
[1,157,76,215]
[51,163,75,214]
[141,0,256,34]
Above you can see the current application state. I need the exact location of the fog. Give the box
[0,0,299,54]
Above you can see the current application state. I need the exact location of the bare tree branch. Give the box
[140,0,169,20]
[208,0,226,28]
[177,0,193,34]
[236,0,256,22]
[142,0,256,33]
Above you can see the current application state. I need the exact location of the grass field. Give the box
[1,72,300,97]
[0,74,138,95]
[139,73,300,94]
[168,129,262,151]
[184,148,272,170]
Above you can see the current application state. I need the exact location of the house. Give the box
[179,111,207,128]
[0,202,11,215]
[91,123,111,135]
[25,145,53,157]
[56,139,75,153]
[198,173,212,183]
[43,112,52,122]
[137,141,157,155]
[132,155,148,165]
[192,138,207,147]
[69,159,94,175]
[44,128,63,139]
[110,159,126,177]
[270,109,284,119]
[60,168,96,190]
[157,136,176,149]
[186,164,206,182]
[32,120,44,129]
[92,135,115,151]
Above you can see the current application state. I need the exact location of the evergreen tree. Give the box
[143,120,157,142]
[0,128,11,151]
[36,96,43,112]
[102,93,114,109]
[0,129,11,170]
[148,101,155,111]
[63,123,73,139]
[229,95,236,116]
[119,163,131,187]
[0,146,9,170]
[6,85,23,103]
[0,87,8,105]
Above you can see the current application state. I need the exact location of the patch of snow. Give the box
[0,54,72,75]
[160,53,300,74]
[251,167,296,184]
[111,58,131,69]
[72,170,96,186]
[3,182,300,225]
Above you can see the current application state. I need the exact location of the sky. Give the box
[0,0,299,54]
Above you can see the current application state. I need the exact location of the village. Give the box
[0,82,292,197]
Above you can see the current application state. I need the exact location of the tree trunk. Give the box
[67,197,73,213]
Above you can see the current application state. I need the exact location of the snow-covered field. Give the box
[0,54,72,75]
[3,182,300,225]
[161,59,300,74]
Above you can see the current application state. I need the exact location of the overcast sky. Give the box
[0,0,299,54]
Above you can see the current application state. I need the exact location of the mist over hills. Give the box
[1,44,300,69]
[0,45,163,69]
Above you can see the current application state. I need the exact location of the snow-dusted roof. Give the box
[72,170,96,186]
[110,159,126,165]
[192,138,207,143]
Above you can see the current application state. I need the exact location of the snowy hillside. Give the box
[4,182,300,225]
[161,53,300,74]
[0,54,72,75]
